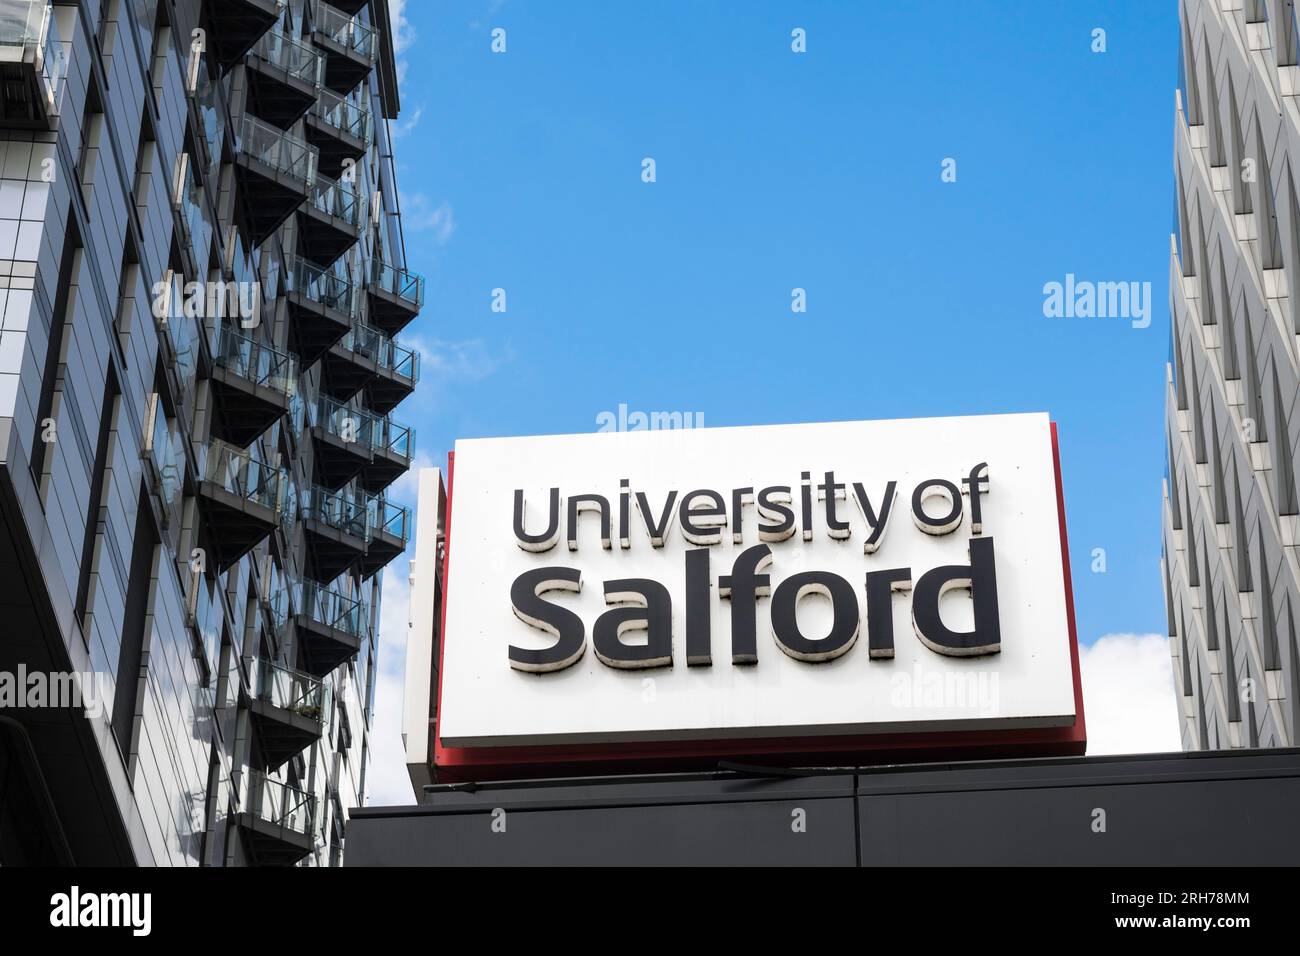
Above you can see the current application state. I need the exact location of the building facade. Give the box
[0,0,420,865]
[1166,0,1300,751]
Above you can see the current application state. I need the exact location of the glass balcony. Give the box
[245,29,324,127]
[310,0,377,93]
[374,414,414,460]
[236,111,317,183]
[237,770,316,865]
[321,322,417,413]
[286,257,357,365]
[214,324,296,396]
[361,493,410,578]
[196,439,291,570]
[302,484,368,581]
[360,414,414,494]
[202,439,288,511]
[0,1,65,125]
[367,494,410,543]
[209,324,297,446]
[365,257,424,335]
[233,114,318,244]
[296,581,367,675]
[246,657,331,769]
[250,658,332,724]
[299,171,362,267]
[307,171,361,228]
[366,331,419,414]
[303,484,368,538]
[305,87,370,176]
[289,257,357,314]
[308,396,374,488]
[317,87,371,142]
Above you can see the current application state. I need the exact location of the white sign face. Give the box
[438,413,1077,750]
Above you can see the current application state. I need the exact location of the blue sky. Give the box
[370,1,1183,800]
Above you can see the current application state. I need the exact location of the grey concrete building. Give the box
[1166,0,1300,751]
[0,0,421,865]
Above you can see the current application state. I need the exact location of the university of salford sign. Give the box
[435,413,1084,778]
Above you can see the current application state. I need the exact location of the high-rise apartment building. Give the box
[1166,0,1300,751]
[0,0,420,865]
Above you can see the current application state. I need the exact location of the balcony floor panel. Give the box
[363,370,415,416]
[303,519,367,582]
[209,370,290,447]
[197,481,280,571]
[297,207,361,269]
[244,62,319,129]
[235,813,314,866]
[234,158,310,246]
[320,345,376,404]
[287,295,352,369]
[310,429,370,491]
[295,615,364,677]
[358,451,411,495]
[365,288,420,336]
[207,0,282,66]
[248,700,323,771]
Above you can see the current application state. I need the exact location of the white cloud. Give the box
[365,562,417,807]
[364,454,437,808]
[409,336,510,384]
[390,0,417,54]
[391,105,422,139]
[1080,632,1183,755]
[402,194,456,244]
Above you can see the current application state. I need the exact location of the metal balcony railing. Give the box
[369,257,424,309]
[366,494,410,544]
[248,657,332,726]
[202,439,290,516]
[310,395,375,447]
[339,323,418,381]
[307,171,361,226]
[288,257,358,316]
[250,29,324,89]
[241,770,316,837]
[373,414,414,461]
[312,86,371,143]
[379,335,419,381]
[213,324,297,398]
[0,1,66,118]
[300,581,366,637]
[302,484,368,539]
[312,0,378,61]
[235,113,317,187]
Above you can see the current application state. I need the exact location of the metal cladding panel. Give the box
[347,775,857,866]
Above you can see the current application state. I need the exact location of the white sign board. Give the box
[437,413,1078,754]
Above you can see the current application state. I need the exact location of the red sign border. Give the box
[433,422,1086,782]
